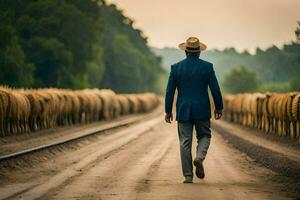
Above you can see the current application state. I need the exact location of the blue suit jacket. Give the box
[165,55,223,122]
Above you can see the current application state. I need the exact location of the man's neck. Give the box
[186,55,199,59]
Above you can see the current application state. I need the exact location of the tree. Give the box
[18,0,98,88]
[223,66,259,93]
[99,4,164,93]
[0,0,165,92]
[0,25,34,87]
[27,37,74,88]
[289,77,300,91]
[295,21,300,42]
[101,34,145,93]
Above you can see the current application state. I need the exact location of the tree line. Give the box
[154,22,300,93]
[0,0,165,93]
[206,42,300,92]
[204,22,300,93]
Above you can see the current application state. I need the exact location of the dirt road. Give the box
[0,116,291,200]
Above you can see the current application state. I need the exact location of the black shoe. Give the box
[194,158,205,179]
[183,176,193,183]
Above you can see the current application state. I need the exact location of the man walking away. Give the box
[165,37,223,184]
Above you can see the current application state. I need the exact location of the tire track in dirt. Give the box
[4,117,162,200]
[134,124,290,200]
[44,122,175,200]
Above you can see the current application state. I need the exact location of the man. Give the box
[165,37,223,184]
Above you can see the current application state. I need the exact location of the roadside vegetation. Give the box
[154,22,300,93]
[0,0,166,93]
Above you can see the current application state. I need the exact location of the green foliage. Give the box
[101,34,144,92]
[154,42,300,92]
[0,0,165,92]
[259,82,290,93]
[246,77,299,93]
[0,25,34,87]
[27,37,74,88]
[98,3,165,93]
[223,66,259,94]
[153,22,300,93]
[295,21,300,42]
[202,44,300,84]
[86,45,105,87]
[152,47,185,69]
[289,77,300,91]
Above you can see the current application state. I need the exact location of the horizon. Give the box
[106,0,299,53]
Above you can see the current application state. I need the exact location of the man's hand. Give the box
[214,109,222,120]
[165,113,173,123]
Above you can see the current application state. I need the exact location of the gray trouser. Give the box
[177,120,211,178]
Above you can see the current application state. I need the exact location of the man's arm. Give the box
[165,66,176,123]
[208,65,223,119]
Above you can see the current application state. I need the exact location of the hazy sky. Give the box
[106,0,299,52]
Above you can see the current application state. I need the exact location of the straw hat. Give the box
[178,37,207,52]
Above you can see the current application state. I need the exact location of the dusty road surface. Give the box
[0,116,293,200]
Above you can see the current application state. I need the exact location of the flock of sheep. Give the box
[0,86,159,137]
[2,85,299,142]
[224,92,300,142]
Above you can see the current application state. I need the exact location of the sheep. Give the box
[0,91,4,136]
[97,89,118,120]
[4,88,19,135]
[0,87,10,136]
[136,93,159,113]
[82,89,102,122]
[23,90,43,131]
[14,89,31,134]
[256,94,267,130]
[69,90,81,124]
[292,94,300,140]
[223,94,235,122]
[125,94,141,114]
[0,86,159,137]
[117,95,130,115]
[224,92,300,142]
[0,87,30,135]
